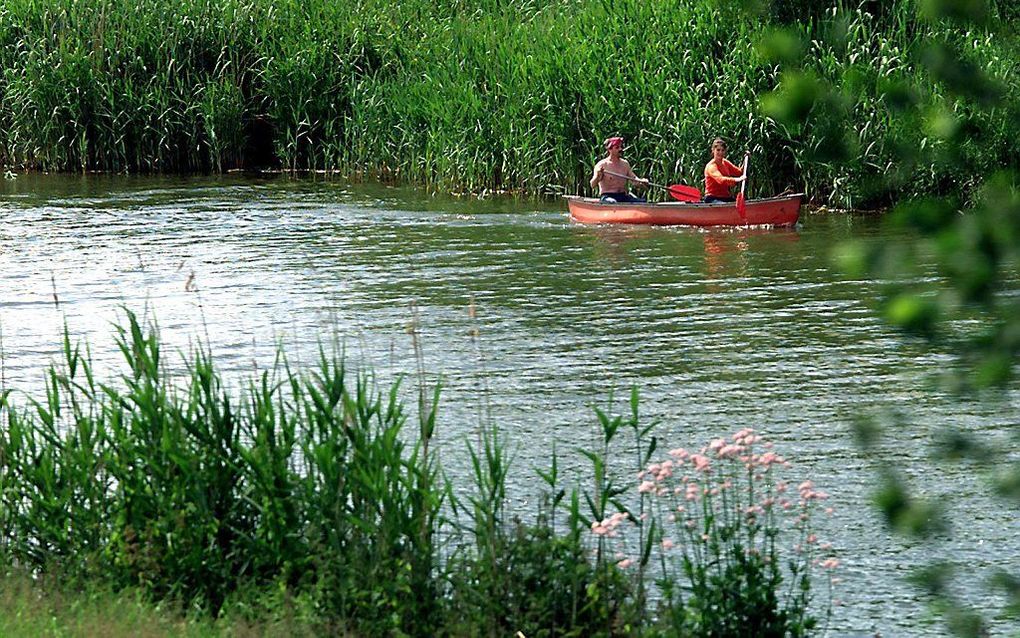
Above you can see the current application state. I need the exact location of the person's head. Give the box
[604,136,624,157]
[711,137,728,161]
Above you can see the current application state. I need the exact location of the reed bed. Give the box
[0,0,1017,205]
[0,319,431,631]
[0,312,627,634]
[0,312,837,634]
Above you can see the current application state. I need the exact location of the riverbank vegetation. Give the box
[0,312,837,635]
[0,0,1016,207]
[0,572,231,637]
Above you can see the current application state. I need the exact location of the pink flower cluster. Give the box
[636,429,839,567]
[637,429,794,506]
[797,480,830,505]
[663,428,792,477]
[591,511,629,537]
[684,483,701,502]
[590,427,842,586]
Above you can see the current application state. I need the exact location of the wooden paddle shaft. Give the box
[739,154,749,197]
[601,169,663,189]
[600,168,701,203]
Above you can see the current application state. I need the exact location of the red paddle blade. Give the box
[736,192,747,222]
[668,184,701,202]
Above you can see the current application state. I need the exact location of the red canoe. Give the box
[565,193,803,227]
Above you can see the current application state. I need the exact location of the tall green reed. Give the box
[447,406,638,636]
[0,312,640,633]
[0,310,443,633]
[0,311,838,634]
[2,0,1015,206]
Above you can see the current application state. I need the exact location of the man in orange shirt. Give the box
[703,138,747,203]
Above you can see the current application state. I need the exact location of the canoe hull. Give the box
[566,194,803,227]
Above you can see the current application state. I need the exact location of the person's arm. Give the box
[725,158,745,178]
[706,161,742,185]
[590,161,604,189]
[624,161,649,185]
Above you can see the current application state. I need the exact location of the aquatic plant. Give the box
[0,312,834,634]
[0,0,1015,206]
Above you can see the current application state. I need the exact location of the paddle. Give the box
[602,169,701,202]
[736,153,749,223]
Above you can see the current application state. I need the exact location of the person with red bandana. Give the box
[590,136,649,203]
[703,138,747,203]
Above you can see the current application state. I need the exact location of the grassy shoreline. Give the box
[1,0,1017,208]
[0,312,837,635]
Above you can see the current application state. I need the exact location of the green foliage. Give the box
[0,571,224,637]
[759,0,1019,207]
[3,0,1013,203]
[0,310,442,634]
[0,315,638,635]
[0,569,342,636]
[582,398,834,637]
[0,314,823,634]
[649,433,832,637]
[444,400,637,635]
[447,500,636,637]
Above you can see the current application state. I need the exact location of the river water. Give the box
[1,174,1017,636]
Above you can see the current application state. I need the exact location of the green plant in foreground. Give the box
[445,403,637,636]
[578,391,836,636]
[0,310,443,634]
[0,310,836,635]
[0,312,638,635]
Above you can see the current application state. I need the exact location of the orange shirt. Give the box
[704,159,743,198]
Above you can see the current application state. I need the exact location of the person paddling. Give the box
[703,138,747,203]
[590,136,649,203]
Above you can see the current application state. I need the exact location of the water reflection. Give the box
[573,224,801,285]
[702,227,800,281]
[577,225,659,266]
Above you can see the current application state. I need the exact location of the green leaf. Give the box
[884,293,938,337]
[755,28,805,65]
[874,473,947,538]
[993,462,1020,504]
[918,0,990,24]
[761,71,822,127]
[831,241,871,278]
